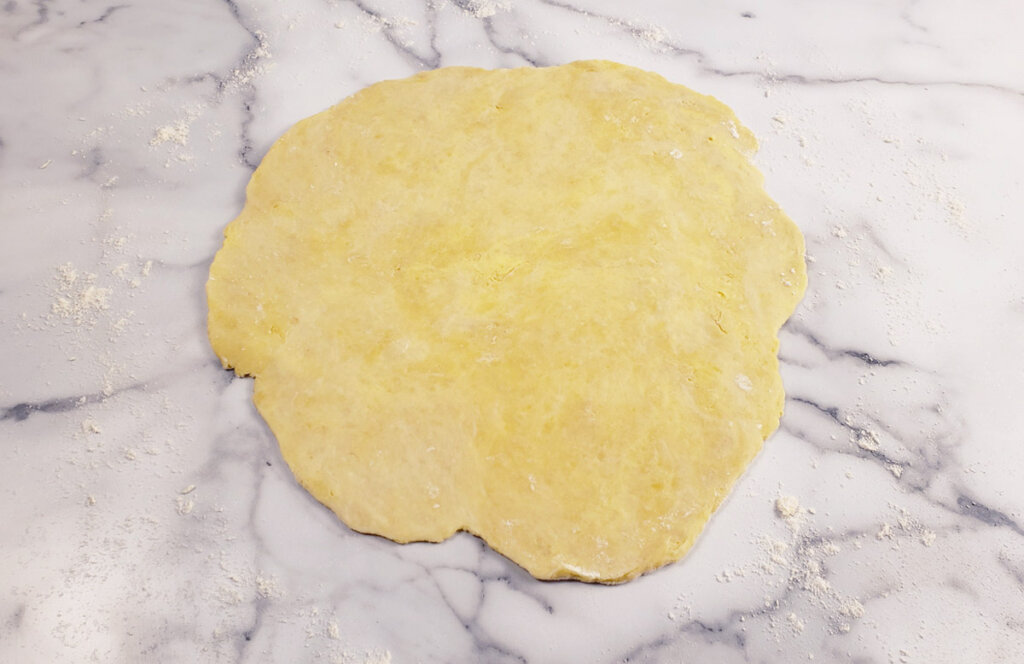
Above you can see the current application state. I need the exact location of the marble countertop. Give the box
[3,1,1023,661]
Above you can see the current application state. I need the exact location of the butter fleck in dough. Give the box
[207,61,806,583]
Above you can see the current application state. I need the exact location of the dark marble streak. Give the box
[218,0,271,171]
[782,391,958,495]
[2,389,109,422]
[414,558,539,662]
[539,0,706,63]
[536,0,1024,98]
[784,396,931,478]
[234,594,270,660]
[785,320,908,368]
[157,377,283,658]
[615,505,980,663]
[619,613,750,663]
[347,0,442,70]
[720,70,1024,98]
[75,145,107,180]
[75,3,126,28]
[1,357,228,423]
[480,14,545,67]
[996,550,1024,587]
[785,381,1024,547]
[13,0,52,38]
[956,495,1024,537]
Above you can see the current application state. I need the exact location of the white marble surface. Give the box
[3,0,1024,661]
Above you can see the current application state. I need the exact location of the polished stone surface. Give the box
[3,1,1023,661]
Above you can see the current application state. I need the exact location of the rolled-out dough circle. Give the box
[207,61,806,583]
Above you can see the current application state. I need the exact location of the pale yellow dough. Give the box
[207,61,806,583]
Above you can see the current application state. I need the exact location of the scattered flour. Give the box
[357,12,417,36]
[854,429,881,452]
[230,29,271,89]
[775,494,808,535]
[299,606,392,664]
[775,495,800,519]
[548,3,673,54]
[175,495,195,516]
[667,595,692,622]
[150,121,190,147]
[709,495,872,637]
[50,263,111,325]
[459,0,510,18]
[820,541,841,556]
[874,505,938,548]
[893,504,938,547]
[840,599,865,619]
[255,573,282,599]
[333,651,392,664]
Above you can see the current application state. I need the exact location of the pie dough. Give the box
[207,61,806,583]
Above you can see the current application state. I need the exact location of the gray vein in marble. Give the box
[2,355,225,424]
[217,0,272,170]
[1,391,106,423]
[14,0,52,38]
[75,3,126,27]
[996,550,1024,586]
[618,601,759,663]
[899,0,930,35]
[360,534,564,662]
[426,568,533,663]
[479,13,544,67]
[955,494,1024,537]
[75,145,107,180]
[538,0,702,60]
[618,506,963,663]
[777,345,965,500]
[784,396,925,474]
[347,0,442,69]
[538,0,1024,98]
[742,71,1024,99]
[856,222,906,267]
[785,321,908,368]
[783,354,1024,547]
